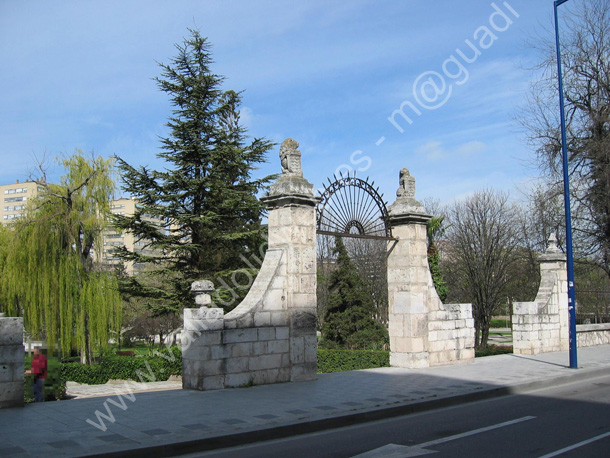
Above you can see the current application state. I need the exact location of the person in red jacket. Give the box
[25,348,47,402]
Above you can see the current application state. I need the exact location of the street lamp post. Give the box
[553,0,578,369]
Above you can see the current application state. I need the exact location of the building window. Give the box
[3,205,25,212]
[3,187,27,195]
[4,196,25,203]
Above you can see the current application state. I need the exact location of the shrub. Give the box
[61,346,182,385]
[317,349,389,373]
[475,345,513,357]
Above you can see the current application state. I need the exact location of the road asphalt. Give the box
[1,344,609,458]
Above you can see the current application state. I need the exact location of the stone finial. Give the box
[396,168,416,199]
[546,233,561,254]
[262,138,318,208]
[191,280,214,307]
[387,166,428,221]
[539,233,566,262]
[279,138,302,177]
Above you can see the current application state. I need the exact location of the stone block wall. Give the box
[513,236,569,355]
[0,317,25,408]
[576,323,610,348]
[428,304,475,366]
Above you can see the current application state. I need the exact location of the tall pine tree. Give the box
[114,30,274,314]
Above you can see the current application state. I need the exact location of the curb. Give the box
[81,365,610,458]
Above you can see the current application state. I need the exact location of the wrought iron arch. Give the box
[317,172,393,240]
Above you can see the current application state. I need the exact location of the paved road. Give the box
[189,373,610,458]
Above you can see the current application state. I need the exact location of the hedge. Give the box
[317,349,390,373]
[61,346,182,385]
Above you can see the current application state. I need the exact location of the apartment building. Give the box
[102,197,167,275]
[0,180,41,223]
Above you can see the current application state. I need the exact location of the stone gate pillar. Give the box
[513,234,569,354]
[260,138,319,381]
[386,168,474,368]
[386,169,433,368]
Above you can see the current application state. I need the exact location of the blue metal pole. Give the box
[554,0,578,369]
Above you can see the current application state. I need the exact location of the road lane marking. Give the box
[419,416,536,448]
[538,431,610,458]
[352,416,536,457]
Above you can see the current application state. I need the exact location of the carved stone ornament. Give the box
[279,138,303,177]
[387,166,429,221]
[262,138,318,208]
[396,168,416,199]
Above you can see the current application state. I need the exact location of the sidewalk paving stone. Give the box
[0,344,609,457]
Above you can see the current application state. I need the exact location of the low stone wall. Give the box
[428,304,475,366]
[0,317,25,408]
[577,323,610,348]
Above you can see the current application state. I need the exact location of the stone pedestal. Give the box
[0,317,25,408]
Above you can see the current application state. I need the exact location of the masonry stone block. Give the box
[253,341,268,354]
[291,362,317,382]
[210,345,230,360]
[276,327,289,340]
[254,312,271,327]
[226,357,249,373]
[291,310,316,336]
[225,372,253,388]
[268,339,289,354]
[229,342,253,358]
[250,354,282,371]
[390,351,429,369]
[257,327,276,341]
[0,318,23,346]
[223,328,258,344]
[202,375,225,391]
[271,312,289,327]
[290,336,305,364]
[182,344,211,361]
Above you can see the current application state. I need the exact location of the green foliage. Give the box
[113,30,274,315]
[427,216,449,302]
[61,346,182,384]
[317,349,389,373]
[0,152,121,363]
[490,319,511,328]
[322,237,388,349]
[474,345,513,357]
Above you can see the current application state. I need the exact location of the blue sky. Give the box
[0,1,567,206]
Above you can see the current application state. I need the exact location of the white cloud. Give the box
[415,140,486,161]
[415,141,446,160]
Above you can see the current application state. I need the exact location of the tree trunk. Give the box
[80,313,93,365]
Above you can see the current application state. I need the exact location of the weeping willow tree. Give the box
[0,152,121,364]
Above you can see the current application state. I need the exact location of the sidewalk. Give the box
[1,345,609,458]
